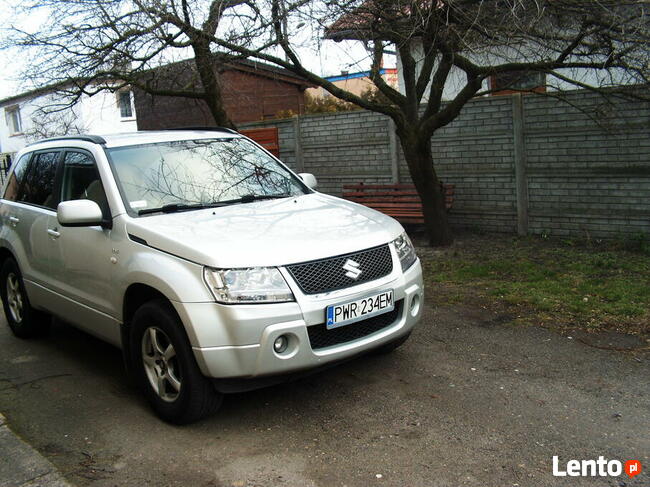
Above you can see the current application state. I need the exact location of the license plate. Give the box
[326,290,394,330]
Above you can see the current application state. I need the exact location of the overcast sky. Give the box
[0,1,395,100]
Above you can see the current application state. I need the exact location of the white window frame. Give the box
[4,105,23,135]
[117,90,135,120]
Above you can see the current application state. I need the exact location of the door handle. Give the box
[9,216,19,226]
[47,228,61,239]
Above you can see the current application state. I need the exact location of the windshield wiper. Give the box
[216,193,291,206]
[138,202,219,215]
[137,194,290,215]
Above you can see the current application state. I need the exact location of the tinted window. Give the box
[3,154,30,202]
[61,151,110,218]
[20,152,59,208]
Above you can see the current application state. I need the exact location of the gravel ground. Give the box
[0,300,648,487]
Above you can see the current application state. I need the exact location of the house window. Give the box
[490,71,546,95]
[4,106,22,135]
[118,91,134,119]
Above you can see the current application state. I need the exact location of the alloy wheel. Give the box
[6,272,23,323]
[141,327,182,402]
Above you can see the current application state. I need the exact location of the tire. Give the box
[130,299,222,424]
[372,332,411,355]
[0,258,50,339]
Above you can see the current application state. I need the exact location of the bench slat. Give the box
[343,183,455,191]
[347,198,453,205]
[343,190,420,197]
[343,183,418,190]
[344,189,454,197]
[343,193,420,201]
[342,182,454,223]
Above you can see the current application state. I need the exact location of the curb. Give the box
[0,413,73,487]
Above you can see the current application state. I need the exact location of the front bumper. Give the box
[174,256,424,380]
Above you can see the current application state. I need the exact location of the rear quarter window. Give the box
[3,153,31,202]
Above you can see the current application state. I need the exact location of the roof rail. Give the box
[27,134,107,146]
[162,126,238,134]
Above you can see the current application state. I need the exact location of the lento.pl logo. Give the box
[553,456,642,478]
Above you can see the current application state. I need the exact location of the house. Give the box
[325,2,639,101]
[133,58,313,129]
[306,68,399,99]
[0,84,138,159]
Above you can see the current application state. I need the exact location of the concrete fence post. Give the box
[387,118,400,183]
[512,94,529,236]
[293,116,304,172]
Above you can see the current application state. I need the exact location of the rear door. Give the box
[1,153,32,266]
[1,150,62,286]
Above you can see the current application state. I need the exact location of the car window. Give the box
[3,153,30,202]
[20,151,59,209]
[107,138,307,214]
[60,151,110,219]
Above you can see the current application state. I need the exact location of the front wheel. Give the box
[130,299,222,424]
[0,258,50,338]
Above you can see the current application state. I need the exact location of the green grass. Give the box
[421,236,650,334]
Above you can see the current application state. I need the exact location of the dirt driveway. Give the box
[0,299,648,487]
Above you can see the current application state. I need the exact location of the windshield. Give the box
[106,138,308,215]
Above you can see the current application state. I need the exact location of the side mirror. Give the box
[298,173,318,190]
[57,200,104,227]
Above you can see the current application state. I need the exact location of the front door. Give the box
[47,150,119,344]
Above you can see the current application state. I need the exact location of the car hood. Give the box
[124,193,403,268]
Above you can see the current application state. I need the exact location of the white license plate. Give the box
[326,290,394,330]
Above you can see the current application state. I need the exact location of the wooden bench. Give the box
[342,182,455,224]
[240,127,280,157]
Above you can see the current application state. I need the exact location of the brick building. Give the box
[134,59,312,129]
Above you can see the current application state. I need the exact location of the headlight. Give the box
[393,232,417,271]
[203,267,294,304]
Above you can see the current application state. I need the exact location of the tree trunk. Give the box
[192,40,236,129]
[398,130,453,246]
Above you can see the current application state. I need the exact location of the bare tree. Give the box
[205,0,649,245]
[4,0,649,245]
[24,105,89,142]
[2,0,277,128]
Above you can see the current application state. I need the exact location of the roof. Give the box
[324,1,403,42]
[140,57,313,88]
[26,130,241,150]
[102,130,241,148]
[0,81,70,106]
[0,58,313,106]
[232,59,312,86]
[324,0,640,42]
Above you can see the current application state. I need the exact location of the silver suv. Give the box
[0,129,423,423]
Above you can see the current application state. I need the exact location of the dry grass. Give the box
[416,233,650,337]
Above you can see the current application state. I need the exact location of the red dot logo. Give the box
[625,460,641,478]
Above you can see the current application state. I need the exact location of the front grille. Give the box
[307,300,403,350]
[286,244,393,295]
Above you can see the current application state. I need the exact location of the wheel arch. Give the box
[122,283,170,327]
[121,283,179,378]
[0,247,16,270]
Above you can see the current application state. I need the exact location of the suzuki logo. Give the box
[342,259,362,279]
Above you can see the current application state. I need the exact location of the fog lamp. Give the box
[273,335,289,354]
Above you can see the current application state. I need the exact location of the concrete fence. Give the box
[241,89,650,239]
